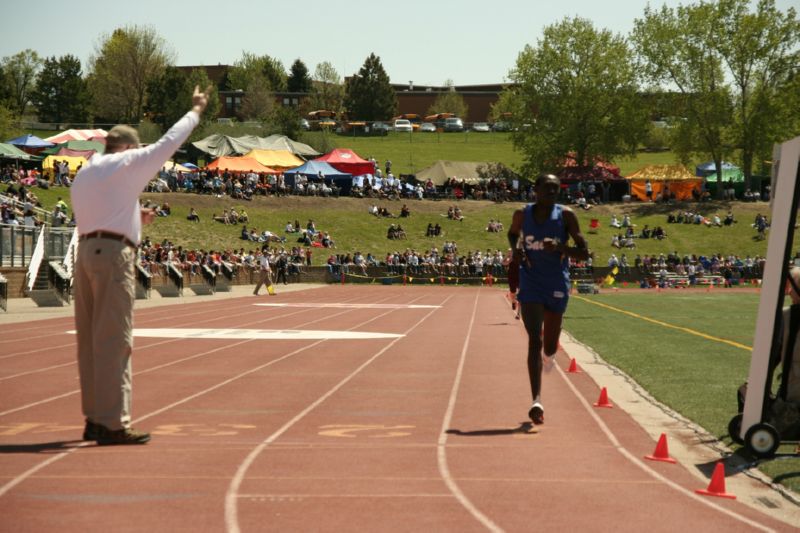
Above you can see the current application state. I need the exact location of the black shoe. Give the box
[83,419,101,441]
[96,427,151,445]
[529,403,544,425]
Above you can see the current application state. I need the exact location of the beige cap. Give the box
[106,125,140,150]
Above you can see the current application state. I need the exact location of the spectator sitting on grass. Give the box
[400,204,410,218]
[187,207,200,222]
[610,214,621,228]
[486,219,504,232]
[724,212,736,226]
[212,212,230,224]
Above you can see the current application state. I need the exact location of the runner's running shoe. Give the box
[529,403,544,425]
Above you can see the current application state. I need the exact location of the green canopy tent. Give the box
[702,167,765,199]
[0,142,38,161]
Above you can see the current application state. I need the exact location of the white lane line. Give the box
[0,293,425,499]
[0,361,75,382]
[437,289,503,533]
[555,363,775,532]
[255,303,440,309]
[66,328,404,340]
[224,294,452,533]
[0,293,386,415]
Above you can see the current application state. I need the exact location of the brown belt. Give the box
[79,231,137,249]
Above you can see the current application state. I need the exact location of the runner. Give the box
[507,174,589,424]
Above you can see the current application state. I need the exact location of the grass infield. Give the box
[565,291,800,494]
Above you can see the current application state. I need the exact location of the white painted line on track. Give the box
[436,289,504,533]
[0,294,387,416]
[224,294,453,533]
[555,361,775,532]
[66,328,404,340]
[0,293,423,501]
[255,302,440,309]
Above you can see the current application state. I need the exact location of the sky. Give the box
[3,0,799,86]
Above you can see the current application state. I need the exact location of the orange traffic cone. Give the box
[594,387,613,408]
[645,433,676,463]
[695,462,736,499]
[567,358,582,373]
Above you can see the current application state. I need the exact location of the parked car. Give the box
[300,118,310,131]
[491,121,512,132]
[443,117,464,132]
[371,121,391,133]
[419,122,437,132]
[393,119,413,133]
[472,122,490,132]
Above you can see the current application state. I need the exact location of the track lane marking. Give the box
[0,292,425,499]
[437,288,504,533]
[572,295,752,351]
[224,293,453,533]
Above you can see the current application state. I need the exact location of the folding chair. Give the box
[588,218,599,234]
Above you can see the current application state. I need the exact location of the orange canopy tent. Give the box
[206,156,278,173]
[626,165,702,201]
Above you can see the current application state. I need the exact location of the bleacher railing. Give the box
[1,225,75,268]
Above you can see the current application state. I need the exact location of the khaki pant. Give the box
[73,238,135,431]
[253,268,273,294]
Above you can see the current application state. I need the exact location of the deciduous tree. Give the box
[0,49,42,116]
[633,4,737,194]
[713,0,800,181]
[87,25,173,123]
[310,61,344,115]
[426,80,469,120]
[509,17,647,176]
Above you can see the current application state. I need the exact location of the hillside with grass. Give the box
[32,185,794,266]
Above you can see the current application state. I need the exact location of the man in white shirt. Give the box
[71,85,211,445]
[253,250,276,295]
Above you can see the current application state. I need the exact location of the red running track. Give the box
[0,285,792,532]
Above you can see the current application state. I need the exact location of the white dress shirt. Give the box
[71,111,200,244]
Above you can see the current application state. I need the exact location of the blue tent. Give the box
[695,161,739,178]
[284,160,353,194]
[6,134,54,149]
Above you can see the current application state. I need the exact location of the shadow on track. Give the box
[446,422,533,436]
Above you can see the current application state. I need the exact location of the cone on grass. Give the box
[695,462,736,499]
[594,387,613,408]
[645,433,676,463]
[567,358,582,373]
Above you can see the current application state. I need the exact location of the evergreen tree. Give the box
[344,53,396,121]
[32,55,89,125]
[287,59,312,93]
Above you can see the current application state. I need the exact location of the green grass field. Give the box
[565,291,800,493]
[303,130,685,177]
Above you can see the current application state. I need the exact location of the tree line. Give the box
[0,0,797,189]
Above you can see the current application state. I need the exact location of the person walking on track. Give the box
[507,174,589,425]
[253,249,276,295]
[71,85,211,445]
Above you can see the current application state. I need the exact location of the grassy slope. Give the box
[33,185,786,266]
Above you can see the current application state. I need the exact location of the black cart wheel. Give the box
[744,423,780,459]
[728,414,744,445]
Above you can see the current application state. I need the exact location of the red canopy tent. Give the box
[314,148,374,176]
[558,153,623,183]
[206,156,278,173]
